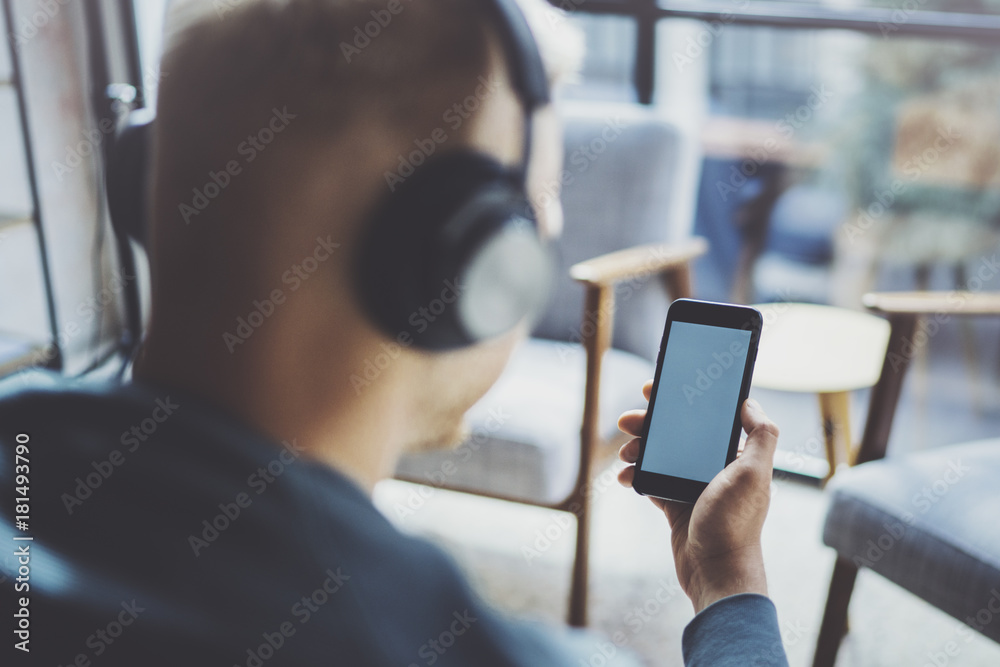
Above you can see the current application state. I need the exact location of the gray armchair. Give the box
[395,101,705,626]
[814,291,1000,666]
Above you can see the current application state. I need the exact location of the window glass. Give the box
[559,14,637,103]
[134,0,169,108]
[682,26,1000,308]
[0,9,50,353]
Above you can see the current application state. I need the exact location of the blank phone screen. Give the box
[642,321,752,484]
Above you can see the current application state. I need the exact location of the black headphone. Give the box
[107,0,554,352]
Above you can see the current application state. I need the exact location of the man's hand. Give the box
[617,380,780,613]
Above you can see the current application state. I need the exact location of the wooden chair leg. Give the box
[567,496,591,627]
[569,284,610,628]
[813,557,859,667]
[854,313,917,466]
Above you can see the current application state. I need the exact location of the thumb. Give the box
[737,399,780,470]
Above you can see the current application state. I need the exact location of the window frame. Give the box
[551,0,1000,104]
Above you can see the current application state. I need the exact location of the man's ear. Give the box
[525,107,564,239]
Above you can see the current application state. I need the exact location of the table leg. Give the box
[818,391,852,483]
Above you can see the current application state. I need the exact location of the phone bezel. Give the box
[632,298,763,504]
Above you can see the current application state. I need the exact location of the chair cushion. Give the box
[532,101,687,362]
[823,439,1000,641]
[394,338,654,506]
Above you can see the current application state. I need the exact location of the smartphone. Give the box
[633,298,762,503]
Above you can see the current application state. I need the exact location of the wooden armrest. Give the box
[862,291,1000,316]
[854,289,1000,468]
[569,237,708,287]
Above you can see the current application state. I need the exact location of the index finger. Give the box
[616,380,654,437]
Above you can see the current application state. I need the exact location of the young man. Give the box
[0,1,786,664]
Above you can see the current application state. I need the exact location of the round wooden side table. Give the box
[752,302,891,482]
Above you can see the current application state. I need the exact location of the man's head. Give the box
[136,0,581,486]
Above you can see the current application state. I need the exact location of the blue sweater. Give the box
[0,378,788,666]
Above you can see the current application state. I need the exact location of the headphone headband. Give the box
[485,0,551,111]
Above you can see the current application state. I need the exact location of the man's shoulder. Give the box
[0,374,636,666]
[0,375,480,663]
[0,369,120,413]
[0,372,173,441]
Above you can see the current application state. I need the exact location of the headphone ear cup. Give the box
[455,211,554,342]
[356,150,552,350]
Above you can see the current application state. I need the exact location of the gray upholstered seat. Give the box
[395,338,653,505]
[395,100,696,508]
[823,439,1000,641]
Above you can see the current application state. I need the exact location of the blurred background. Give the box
[6,0,1000,446]
[2,0,1000,665]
